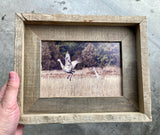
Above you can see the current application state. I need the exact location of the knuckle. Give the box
[0,102,20,123]
[3,102,19,114]
[7,82,19,90]
[0,128,9,135]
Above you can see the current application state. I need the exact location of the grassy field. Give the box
[40,66,121,97]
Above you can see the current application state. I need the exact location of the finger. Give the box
[15,124,24,135]
[2,71,20,108]
[0,83,7,101]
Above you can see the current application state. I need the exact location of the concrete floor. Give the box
[0,0,160,134]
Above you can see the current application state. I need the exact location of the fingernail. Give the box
[9,71,16,81]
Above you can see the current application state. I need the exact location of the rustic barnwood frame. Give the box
[15,13,151,124]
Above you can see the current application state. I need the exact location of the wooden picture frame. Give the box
[15,13,152,124]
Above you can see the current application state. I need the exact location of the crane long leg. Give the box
[69,73,73,81]
[67,74,70,79]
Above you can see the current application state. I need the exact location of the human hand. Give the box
[0,71,24,135]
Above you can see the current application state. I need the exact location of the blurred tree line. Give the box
[42,41,121,70]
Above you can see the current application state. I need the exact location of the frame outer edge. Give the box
[21,13,145,24]
[139,18,152,120]
[14,13,24,116]
[14,13,152,124]
[19,113,151,124]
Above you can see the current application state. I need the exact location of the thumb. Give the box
[2,71,20,109]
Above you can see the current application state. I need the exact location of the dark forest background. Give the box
[41,41,121,70]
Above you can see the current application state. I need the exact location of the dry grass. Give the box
[40,66,122,97]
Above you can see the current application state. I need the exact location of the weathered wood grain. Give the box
[136,19,152,119]
[14,14,24,115]
[121,30,139,109]
[18,13,145,26]
[29,25,130,41]
[23,26,41,113]
[19,112,151,124]
[27,97,138,114]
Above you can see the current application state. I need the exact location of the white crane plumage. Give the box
[57,51,81,81]
[92,67,100,79]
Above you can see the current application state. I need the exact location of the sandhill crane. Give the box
[57,51,81,81]
[92,67,100,79]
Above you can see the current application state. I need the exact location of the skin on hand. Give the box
[0,71,24,135]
